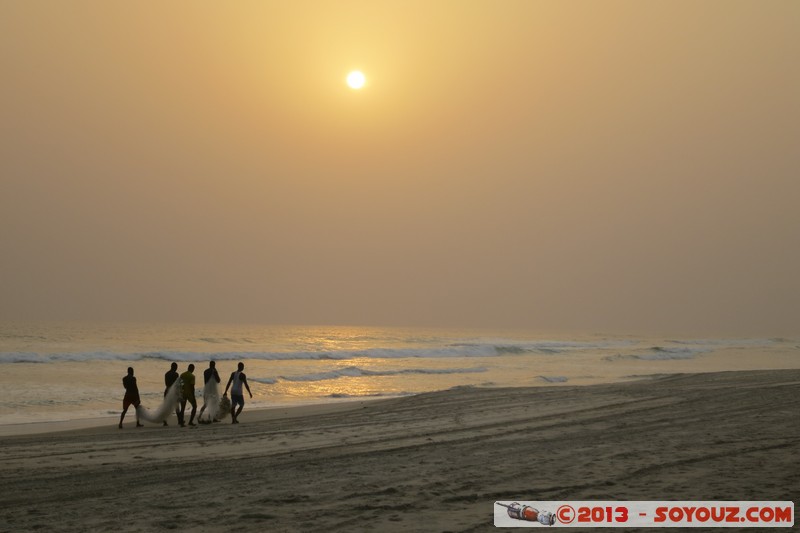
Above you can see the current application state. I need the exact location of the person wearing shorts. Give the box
[119,367,143,429]
[179,364,197,427]
[223,362,252,424]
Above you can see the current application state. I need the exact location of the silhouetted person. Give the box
[197,360,221,422]
[179,364,197,427]
[223,362,252,424]
[203,360,221,385]
[119,367,143,429]
[163,362,180,426]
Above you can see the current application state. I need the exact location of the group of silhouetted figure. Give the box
[119,361,253,428]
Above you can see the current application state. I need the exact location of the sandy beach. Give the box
[0,369,797,532]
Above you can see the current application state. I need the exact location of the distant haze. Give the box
[1,1,798,335]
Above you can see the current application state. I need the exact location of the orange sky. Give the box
[1,1,798,335]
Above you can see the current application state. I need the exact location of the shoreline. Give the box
[0,395,387,438]
[0,366,790,438]
[0,371,675,438]
[3,334,797,438]
[1,369,797,531]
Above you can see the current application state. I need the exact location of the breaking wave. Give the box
[0,338,783,364]
[631,346,711,360]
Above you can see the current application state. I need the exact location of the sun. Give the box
[346,70,366,89]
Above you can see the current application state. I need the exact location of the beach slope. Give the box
[0,369,797,532]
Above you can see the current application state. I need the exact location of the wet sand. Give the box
[0,369,797,532]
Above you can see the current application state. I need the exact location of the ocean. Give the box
[0,322,797,427]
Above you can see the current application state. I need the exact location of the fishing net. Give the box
[136,380,181,424]
[198,378,231,423]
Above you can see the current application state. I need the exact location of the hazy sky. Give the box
[1,1,798,335]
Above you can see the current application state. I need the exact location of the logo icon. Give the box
[496,502,556,526]
[556,504,576,524]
